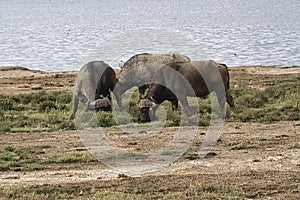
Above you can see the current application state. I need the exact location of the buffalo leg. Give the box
[179,96,193,116]
[70,95,79,119]
[217,96,226,112]
[112,86,122,109]
[226,93,235,108]
[171,100,179,111]
[106,94,112,111]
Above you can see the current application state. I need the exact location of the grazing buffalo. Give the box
[115,53,190,104]
[138,60,235,122]
[70,61,120,119]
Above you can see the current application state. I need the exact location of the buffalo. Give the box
[138,60,235,122]
[115,53,190,104]
[70,61,120,119]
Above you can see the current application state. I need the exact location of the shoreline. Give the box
[1,64,299,72]
[1,65,299,95]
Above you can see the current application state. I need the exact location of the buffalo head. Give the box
[137,98,157,122]
[88,96,112,112]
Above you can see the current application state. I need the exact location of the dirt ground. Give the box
[0,65,299,199]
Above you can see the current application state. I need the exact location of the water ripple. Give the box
[0,0,299,71]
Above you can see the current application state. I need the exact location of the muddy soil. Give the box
[0,65,299,199]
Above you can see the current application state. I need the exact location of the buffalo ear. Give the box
[91,98,111,108]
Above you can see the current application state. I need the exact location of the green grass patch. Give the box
[228,81,300,123]
[0,146,95,171]
[0,77,299,133]
[263,75,300,84]
[183,150,199,160]
[0,146,45,171]
[0,91,75,133]
[228,140,255,150]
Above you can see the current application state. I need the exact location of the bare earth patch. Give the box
[0,122,299,198]
[0,65,299,199]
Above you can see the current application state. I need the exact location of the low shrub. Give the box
[38,100,57,112]
[0,95,14,111]
[96,111,117,127]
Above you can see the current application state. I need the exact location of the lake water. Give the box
[1,0,299,71]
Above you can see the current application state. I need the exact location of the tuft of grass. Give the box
[46,152,94,163]
[183,150,199,160]
[96,111,117,127]
[0,95,14,111]
[260,138,279,146]
[228,140,255,150]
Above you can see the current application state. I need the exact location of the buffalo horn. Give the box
[138,99,156,108]
[89,97,111,109]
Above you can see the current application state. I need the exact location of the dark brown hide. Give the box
[70,61,119,119]
[116,53,191,102]
[139,60,234,122]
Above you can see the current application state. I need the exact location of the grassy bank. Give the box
[229,81,300,122]
[0,75,299,133]
[0,91,75,133]
[0,145,94,172]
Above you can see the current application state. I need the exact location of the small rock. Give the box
[138,130,147,134]
[31,85,43,90]
[205,152,217,157]
[13,168,21,172]
[128,141,137,145]
[266,82,275,86]
[267,156,283,161]
[4,176,20,179]
[118,173,128,178]
[274,134,289,140]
